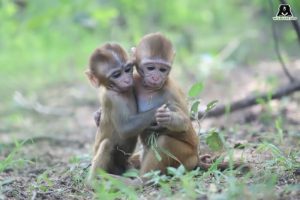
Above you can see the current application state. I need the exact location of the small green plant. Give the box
[34,171,54,192]
[167,165,186,178]
[143,166,203,199]
[143,170,169,185]
[168,166,200,199]
[188,82,204,120]
[0,140,28,173]
[188,82,204,98]
[256,77,278,123]
[147,133,162,162]
[146,133,182,164]
[93,170,138,200]
[205,100,218,113]
[256,96,273,123]
[70,166,89,187]
[189,98,218,121]
[68,155,81,164]
[190,100,201,118]
[257,142,300,171]
[65,155,91,188]
[206,129,224,152]
[275,117,284,144]
[123,168,140,179]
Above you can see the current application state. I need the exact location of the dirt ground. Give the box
[0,61,299,199]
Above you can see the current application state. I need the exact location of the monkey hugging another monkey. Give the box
[86,33,243,186]
[85,42,162,182]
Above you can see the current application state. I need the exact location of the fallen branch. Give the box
[13,91,72,116]
[201,80,300,118]
[200,1,300,118]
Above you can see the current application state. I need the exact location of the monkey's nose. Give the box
[152,76,159,81]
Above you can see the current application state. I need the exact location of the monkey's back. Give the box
[97,87,138,156]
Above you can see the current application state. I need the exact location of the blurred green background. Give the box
[0,2,299,199]
[0,0,299,104]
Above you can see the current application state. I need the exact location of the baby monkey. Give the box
[86,43,162,181]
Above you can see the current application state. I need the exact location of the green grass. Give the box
[89,125,299,199]
[0,140,28,173]
[88,116,300,199]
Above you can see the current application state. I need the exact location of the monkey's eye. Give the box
[112,72,121,79]
[147,66,155,71]
[159,68,167,73]
[124,66,132,73]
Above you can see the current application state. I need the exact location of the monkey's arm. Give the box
[94,107,101,127]
[108,95,158,139]
[114,109,158,139]
[94,108,101,127]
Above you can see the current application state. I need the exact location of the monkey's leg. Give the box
[88,138,113,182]
[92,127,103,156]
[128,146,150,170]
[140,135,198,176]
[128,151,142,169]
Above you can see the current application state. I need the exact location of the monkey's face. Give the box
[107,63,134,92]
[87,43,133,92]
[138,63,170,90]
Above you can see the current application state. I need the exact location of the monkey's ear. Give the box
[130,47,136,55]
[85,70,100,88]
[129,47,137,63]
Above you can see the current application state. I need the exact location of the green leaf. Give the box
[190,100,200,114]
[167,167,178,176]
[167,165,185,177]
[152,146,162,162]
[177,165,186,175]
[206,130,224,151]
[188,82,204,97]
[123,169,139,178]
[205,100,218,112]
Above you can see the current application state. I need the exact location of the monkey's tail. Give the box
[197,154,249,171]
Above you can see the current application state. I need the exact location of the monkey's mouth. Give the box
[121,81,134,90]
[142,80,163,90]
[147,80,163,88]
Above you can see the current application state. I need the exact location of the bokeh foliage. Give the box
[0,0,299,101]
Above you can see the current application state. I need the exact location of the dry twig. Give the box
[201,80,300,118]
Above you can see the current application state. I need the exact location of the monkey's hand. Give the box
[93,108,102,127]
[155,104,172,128]
[156,104,189,132]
